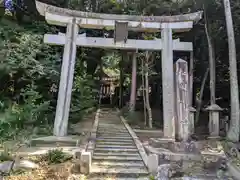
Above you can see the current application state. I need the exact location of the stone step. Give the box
[97,132,130,136]
[97,131,129,134]
[98,127,127,129]
[94,152,140,157]
[90,165,148,176]
[95,148,138,153]
[96,144,136,149]
[98,124,124,125]
[97,136,132,140]
[92,161,145,168]
[98,126,124,127]
[98,124,124,126]
[30,136,79,147]
[97,135,131,138]
[98,122,122,123]
[15,146,80,157]
[89,176,149,180]
[97,129,128,132]
[98,127,126,130]
[96,141,134,145]
[99,119,121,121]
[93,155,142,161]
[96,139,133,144]
[172,177,219,180]
[97,132,129,136]
[98,131,127,133]
[98,125,123,127]
[98,123,124,125]
[97,137,133,142]
[99,118,120,119]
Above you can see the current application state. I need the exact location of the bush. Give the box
[39,148,72,165]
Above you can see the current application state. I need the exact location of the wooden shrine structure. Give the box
[99,74,119,105]
[35,1,202,139]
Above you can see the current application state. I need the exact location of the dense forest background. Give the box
[0,0,239,139]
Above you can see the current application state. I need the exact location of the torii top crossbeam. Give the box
[36,1,202,32]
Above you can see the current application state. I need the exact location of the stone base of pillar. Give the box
[189,107,196,135]
[207,136,221,140]
[160,137,176,143]
[206,104,223,139]
[30,136,80,147]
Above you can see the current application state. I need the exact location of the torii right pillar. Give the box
[161,25,175,141]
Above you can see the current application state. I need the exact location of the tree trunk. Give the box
[145,51,153,128]
[223,0,240,142]
[195,68,209,125]
[189,52,194,106]
[141,54,147,126]
[129,53,137,112]
[119,59,124,108]
[204,5,216,105]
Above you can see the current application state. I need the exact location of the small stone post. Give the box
[189,107,196,135]
[147,154,158,174]
[206,104,223,138]
[80,151,92,174]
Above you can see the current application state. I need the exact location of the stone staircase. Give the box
[90,109,149,179]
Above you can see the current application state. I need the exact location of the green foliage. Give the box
[70,74,98,123]
[0,19,61,140]
[0,151,13,162]
[0,85,50,139]
[40,148,72,164]
[149,175,155,180]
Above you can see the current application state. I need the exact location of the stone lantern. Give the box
[206,104,223,138]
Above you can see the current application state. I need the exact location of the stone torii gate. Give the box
[35,1,202,138]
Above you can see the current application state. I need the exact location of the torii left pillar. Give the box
[54,18,79,136]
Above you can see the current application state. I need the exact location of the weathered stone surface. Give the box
[92,161,145,167]
[94,147,138,152]
[70,160,81,174]
[38,0,202,21]
[91,109,148,178]
[203,156,227,172]
[175,59,190,141]
[0,159,39,174]
[53,20,79,137]
[189,107,196,135]
[72,149,82,159]
[147,154,158,174]
[90,166,148,175]
[162,27,175,140]
[157,163,172,179]
[93,155,142,161]
[80,151,91,174]
[149,138,199,154]
[206,104,223,138]
[173,141,198,153]
[30,136,80,147]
